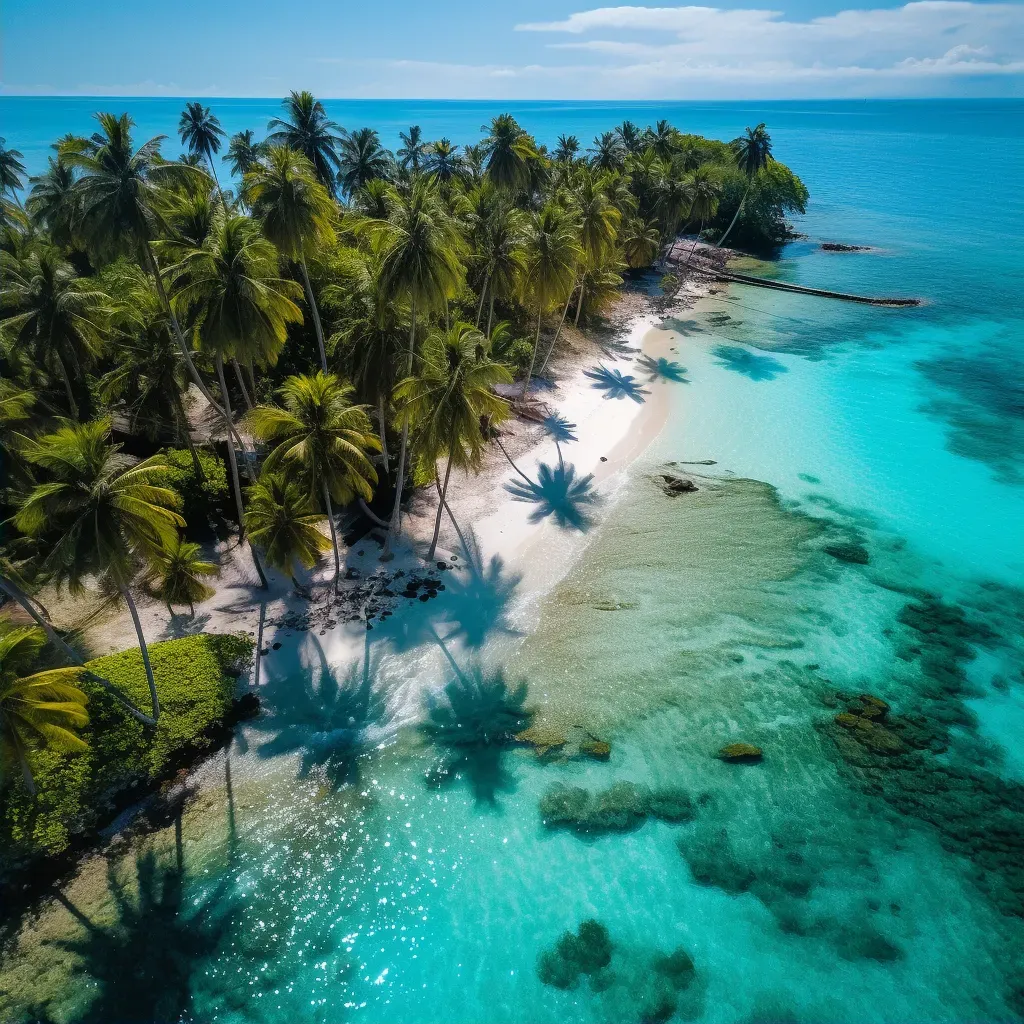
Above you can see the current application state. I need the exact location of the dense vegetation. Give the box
[0,96,806,804]
[0,632,251,881]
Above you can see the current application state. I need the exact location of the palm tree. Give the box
[680,166,722,268]
[267,90,343,196]
[0,248,108,416]
[62,112,234,434]
[519,206,580,398]
[337,128,391,198]
[178,103,228,208]
[15,419,185,722]
[147,535,218,616]
[0,620,88,795]
[397,126,428,174]
[716,124,773,248]
[378,180,465,550]
[619,217,661,269]
[588,132,625,173]
[0,138,27,203]
[326,243,408,473]
[246,373,379,589]
[395,323,511,559]
[615,120,644,155]
[480,115,536,191]
[648,120,678,162]
[27,157,80,248]
[223,130,265,178]
[244,145,336,371]
[243,474,331,585]
[0,378,36,494]
[554,135,580,163]
[424,139,464,185]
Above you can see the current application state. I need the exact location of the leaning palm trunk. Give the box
[682,220,706,270]
[215,355,269,588]
[573,272,588,327]
[171,389,205,483]
[119,584,160,722]
[0,573,156,725]
[298,252,328,372]
[539,284,575,376]
[427,432,457,561]
[384,300,416,556]
[486,294,495,340]
[321,481,342,592]
[377,395,390,474]
[475,272,491,328]
[715,182,750,249]
[232,358,254,411]
[519,309,544,402]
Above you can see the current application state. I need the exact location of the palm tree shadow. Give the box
[252,631,393,790]
[584,364,650,403]
[542,413,579,444]
[420,666,533,806]
[159,610,213,640]
[504,458,599,531]
[47,849,245,1023]
[712,344,788,381]
[637,354,690,383]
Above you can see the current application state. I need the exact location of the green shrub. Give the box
[494,337,536,375]
[0,633,253,877]
[154,447,228,529]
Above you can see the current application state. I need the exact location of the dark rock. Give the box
[652,947,696,989]
[717,742,763,763]
[825,542,870,565]
[580,738,611,761]
[659,474,698,496]
[821,242,871,252]
[648,788,696,823]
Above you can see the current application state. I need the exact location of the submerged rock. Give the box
[516,725,568,758]
[539,780,695,833]
[580,738,612,761]
[824,542,870,565]
[647,787,696,822]
[717,742,764,763]
[537,919,612,990]
[658,473,698,496]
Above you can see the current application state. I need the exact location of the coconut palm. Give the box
[61,112,233,432]
[178,103,227,207]
[397,126,428,174]
[0,378,36,494]
[337,128,391,197]
[680,165,722,268]
[480,115,535,191]
[223,130,265,179]
[424,139,464,185]
[619,217,661,269]
[15,419,185,722]
[519,206,580,398]
[378,180,465,550]
[27,157,80,248]
[246,373,379,589]
[588,132,625,173]
[0,620,88,795]
[554,135,580,163]
[244,145,336,371]
[0,248,108,417]
[243,474,331,585]
[147,535,218,616]
[267,90,343,196]
[716,123,773,248]
[471,199,527,338]
[395,323,511,559]
[615,121,644,155]
[0,138,26,201]
[353,178,391,220]
[648,120,678,162]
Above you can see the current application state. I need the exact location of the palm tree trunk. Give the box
[322,481,342,591]
[55,354,79,418]
[715,181,751,249]
[298,252,328,372]
[209,160,230,214]
[215,355,268,588]
[171,389,205,483]
[679,219,706,285]
[539,288,574,376]
[494,436,533,485]
[377,395,390,474]
[519,309,543,401]
[486,294,495,340]
[434,476,470,557]
[384,300,416,557]
[428,441,456,561]
[475,272,490,328]
[574,272,587,327]
[232,358,254,411]
[120,584,160,722]
[0,573,156,726]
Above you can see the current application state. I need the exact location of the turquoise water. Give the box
[2,99,1023,1023]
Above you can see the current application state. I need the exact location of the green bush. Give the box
[0,632,253,878]
[154,447,228,529]
[710,161,809,250]
[495,337,536,375]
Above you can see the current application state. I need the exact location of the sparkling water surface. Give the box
[1,98,1022,1024]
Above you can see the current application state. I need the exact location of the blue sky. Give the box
[2,0,1022,98]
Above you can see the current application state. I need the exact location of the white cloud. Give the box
[513,1,1024,92]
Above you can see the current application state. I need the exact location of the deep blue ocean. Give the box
[1,97,1023,1024]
